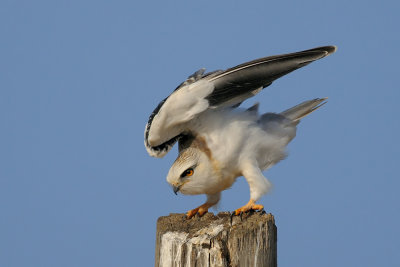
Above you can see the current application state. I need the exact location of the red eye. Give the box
[181,168,194,178]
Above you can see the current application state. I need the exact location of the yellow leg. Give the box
[187,203,213,219]
[234,199,264,215]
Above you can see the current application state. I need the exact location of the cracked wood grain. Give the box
[155,212,277,267]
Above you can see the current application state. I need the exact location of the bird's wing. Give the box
[145,46,336,157]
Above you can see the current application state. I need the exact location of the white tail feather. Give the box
[280,98,327,122]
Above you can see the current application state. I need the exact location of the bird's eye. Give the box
[181,168,194,178]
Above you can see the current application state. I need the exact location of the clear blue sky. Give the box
[1,0,399,266]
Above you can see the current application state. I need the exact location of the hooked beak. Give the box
[173,185,181,195]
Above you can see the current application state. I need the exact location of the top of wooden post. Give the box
[155,212,277,267]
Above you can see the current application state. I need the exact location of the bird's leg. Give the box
[233,162,272,216]
[187,193,220,219]
[234,199,264,215]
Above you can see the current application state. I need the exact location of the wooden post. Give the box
[155,211,277,267]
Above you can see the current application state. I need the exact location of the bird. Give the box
[144,46,336,218]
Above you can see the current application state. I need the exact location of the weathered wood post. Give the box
[155,211,277,267]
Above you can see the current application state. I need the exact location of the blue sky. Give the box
[1,0,399,266]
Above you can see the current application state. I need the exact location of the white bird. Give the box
[144,46,336,218]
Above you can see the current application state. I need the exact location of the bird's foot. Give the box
[186,203,212,219]
[233,199,264,216]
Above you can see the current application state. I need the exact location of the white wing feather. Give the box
[147,80,214,147]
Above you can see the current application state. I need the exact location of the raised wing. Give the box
[145,46,336,157]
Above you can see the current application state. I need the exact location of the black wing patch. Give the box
[205,46,335,107]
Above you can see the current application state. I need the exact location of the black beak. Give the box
[173,185,180,195]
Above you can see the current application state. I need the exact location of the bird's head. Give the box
[166,147,216,195]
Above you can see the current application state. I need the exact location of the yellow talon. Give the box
[234,199,264,215]
[186,203,212,219]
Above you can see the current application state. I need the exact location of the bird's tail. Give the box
[280,98,327,122]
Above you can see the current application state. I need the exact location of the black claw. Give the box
[230,213,234,225]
